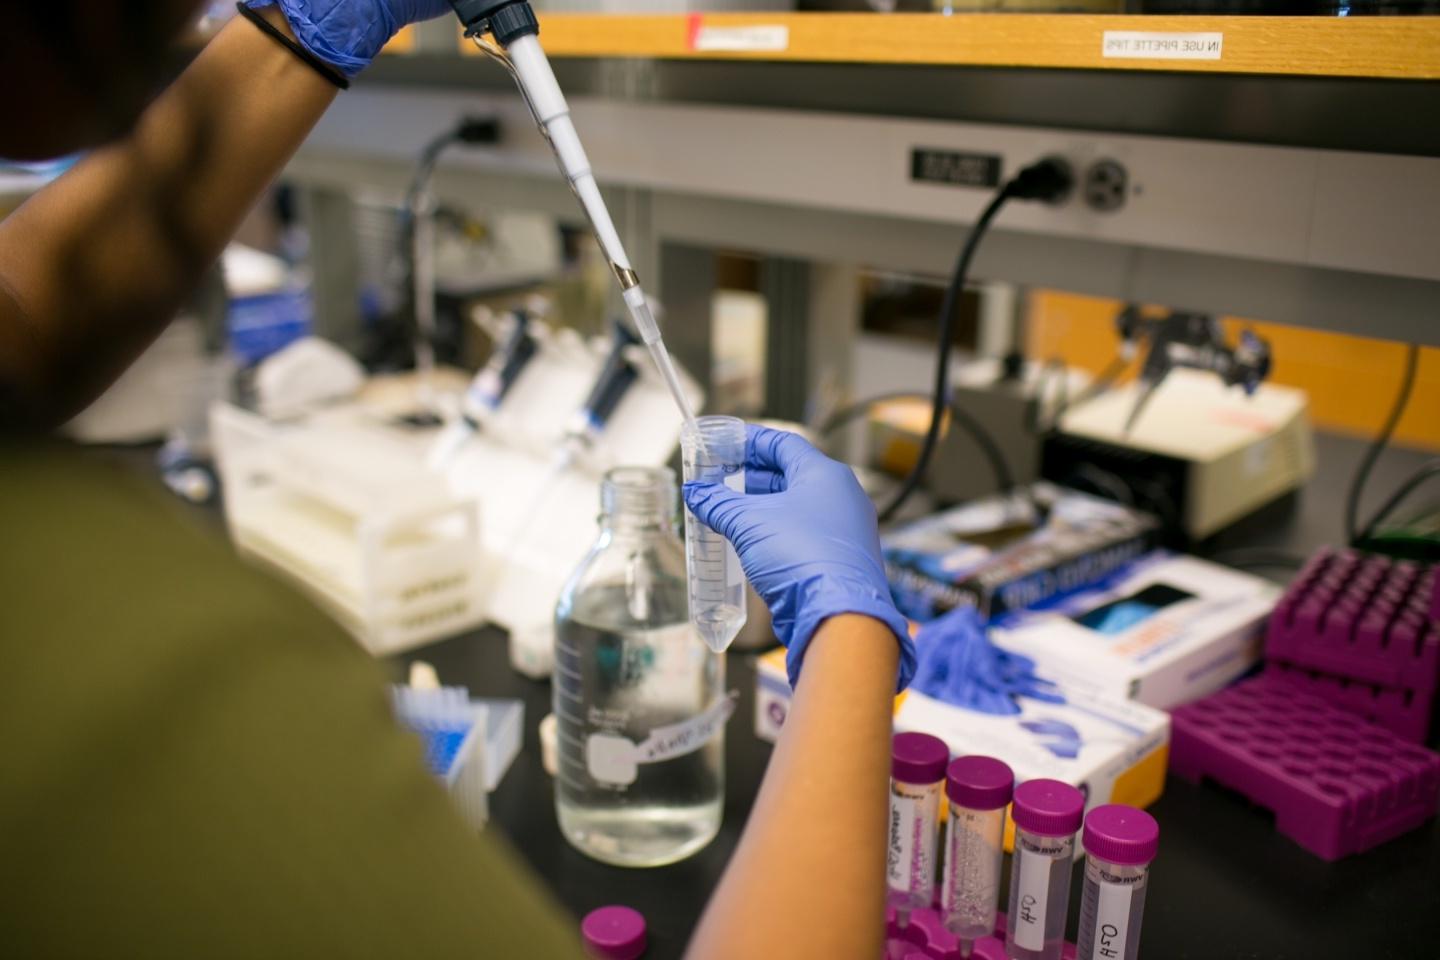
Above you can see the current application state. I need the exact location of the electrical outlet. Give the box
[1084,159,1128,212]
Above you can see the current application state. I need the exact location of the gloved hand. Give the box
[248,0,454,77]
[683,425,916,691]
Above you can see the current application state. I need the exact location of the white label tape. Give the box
[1094,879,1135,959]
[691,25,790,53]
[586,694,735,786]
[1102,31,1224,61]
[1013,845,1051,951]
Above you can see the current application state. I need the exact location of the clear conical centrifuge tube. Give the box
[680,416,748,652]
[887,733,948,917]
[941,755,1014,955]
[1006,779,1085,960]
[1075,805,1159,960]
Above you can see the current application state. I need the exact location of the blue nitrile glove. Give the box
[683,425,916,691]
[247,0,453,77]
[994,647,1066,705]
[911,606,1063,716]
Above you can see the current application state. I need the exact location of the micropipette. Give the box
[492,321,645,588]
[426,306,539,471]
[445,0,700,436]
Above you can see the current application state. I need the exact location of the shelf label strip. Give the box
[1102,31,1224,62]
[687,15,790,54]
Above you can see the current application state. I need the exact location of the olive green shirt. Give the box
[0,443,581,959]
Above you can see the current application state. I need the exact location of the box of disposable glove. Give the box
[757,640,1169,828]
[892,675,1171,824]
[754,647,792,744]
[882,483,1159,623]
[989,552,1279,710]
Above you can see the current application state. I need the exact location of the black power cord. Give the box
[401,116,502,221]
[820,390,1017,500]
[1357,458,1440,546]
[376,117,502,372]
[877,157,1073,523]
[819,391,928,436]
[1345,343,1420,546]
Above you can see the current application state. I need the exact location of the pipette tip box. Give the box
[1265,547,1438,741]
[1169,672,1440,860]
[391,685,525,831]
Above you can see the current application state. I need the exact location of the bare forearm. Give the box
[687,615,900,960]
[0,10,336,429]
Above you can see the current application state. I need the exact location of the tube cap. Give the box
[945,755,1014,811]
[892,732,949,785]
[581,906,647,960]
[1083,804,1160,866]
[1011,779,1084,838]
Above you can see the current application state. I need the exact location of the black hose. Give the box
[1357,459,1440,545]
[1346,344,1420,546]
[820,389,1017,507]
[818,392,930,438]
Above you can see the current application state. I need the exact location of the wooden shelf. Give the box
[454,13,1440,80]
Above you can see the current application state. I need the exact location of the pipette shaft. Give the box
[476,29,699,435]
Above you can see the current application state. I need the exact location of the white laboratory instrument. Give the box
[1051,369,1315,540]
[210,320,702,662]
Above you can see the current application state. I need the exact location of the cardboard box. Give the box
[755,648,1170,824]
[754,647,793,744]
[990,552,1278,710]
[883,483,1158,623]
[894,681,1170,821]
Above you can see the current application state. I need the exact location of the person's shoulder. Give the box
[0,439,366,667]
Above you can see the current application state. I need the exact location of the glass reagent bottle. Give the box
[554,466,726,867]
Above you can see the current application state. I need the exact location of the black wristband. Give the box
[235,4,351,91]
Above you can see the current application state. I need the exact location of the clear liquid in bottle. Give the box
[554,468,726,867]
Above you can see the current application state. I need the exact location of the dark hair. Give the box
[12,2,190,140]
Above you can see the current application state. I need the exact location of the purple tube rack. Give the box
[1170,672,1440,860]
[1265,548,1439,741]
[884,905,1076,960]
[1266,662,1433,744]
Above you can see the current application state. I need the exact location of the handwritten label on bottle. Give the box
[1013,845,1051,951]
[1093,879,1134,959]
[586,694,735,786]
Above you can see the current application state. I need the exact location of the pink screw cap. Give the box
[582,905,647,960]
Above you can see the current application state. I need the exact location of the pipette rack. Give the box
[1265,547,1439,742]
[1169,672,1440,860]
